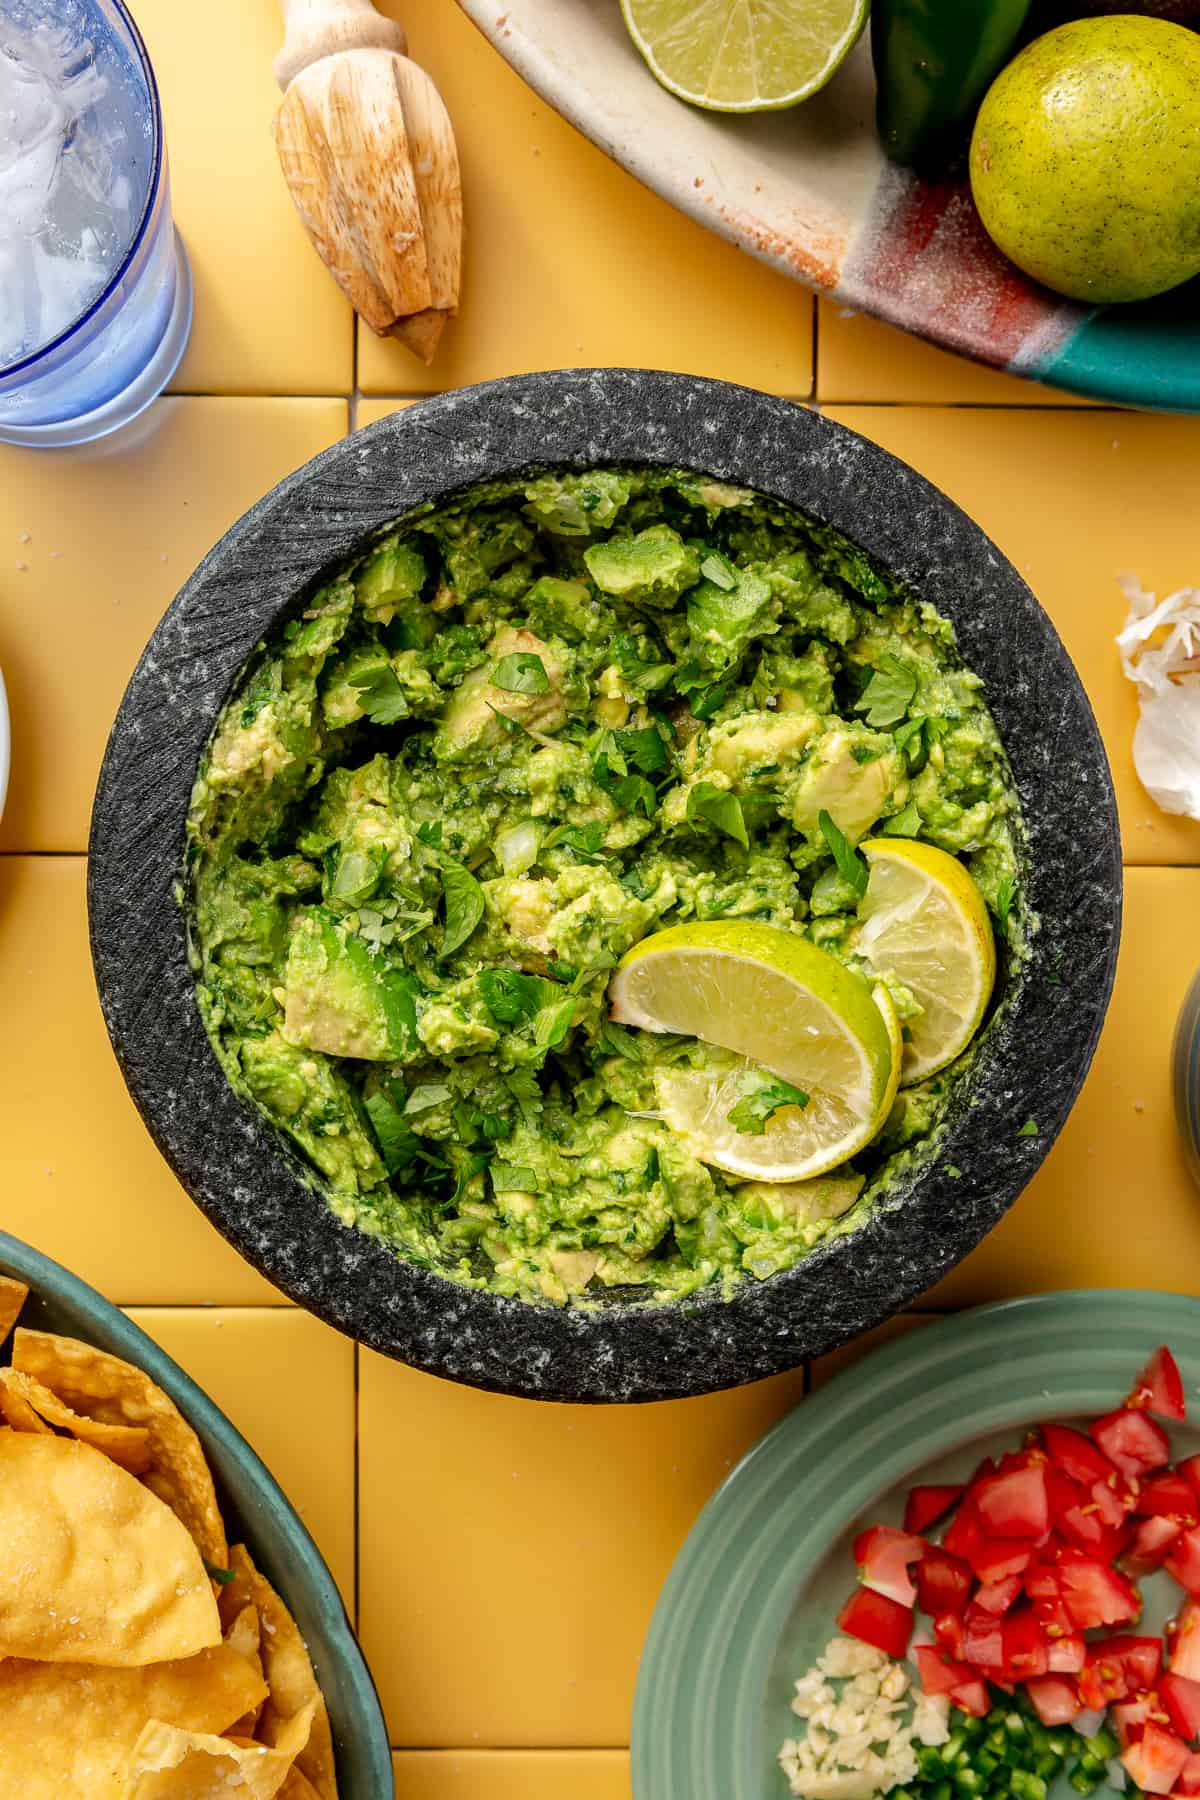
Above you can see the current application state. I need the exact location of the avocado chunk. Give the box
[433,625,567,762]
[238,1028,387,1196]
[355,536,427,624]
[583,524,700,608]
[281,909,419,1061]
[788,725,904,843]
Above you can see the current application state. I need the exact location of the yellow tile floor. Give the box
[1,2,1198,1788]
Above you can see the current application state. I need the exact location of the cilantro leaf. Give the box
[479,968,550,1024]
[728,1073,809,1136]
[203,1560,238,1586]
[674,660,730,721]
[611,774,658,818]
[687,781,749,850]
[439,860,484,957]
[994,877,1015,939]
[893,713,947,776]
[491,1163,539,1193]
[404,1083,451,1115]
[492,652,549,694]
[557,821,606,861]
[945,1165,963,1180]
[452,1099,510,1144]
[416,821,443,848]
[364,1088,423,1175]
[612,725,668,775]
[450,1152,490,1206]
[818,809,868,899]
[534,993,577,1050]
[598,1021,642,1063]
[612,632,673,692]
[699,551,737,591]
[351,662,409,726]
[881,799,922,838]
[855,656,918,729]
[1017,1119,1039,1138]
[504,1068,543,1128]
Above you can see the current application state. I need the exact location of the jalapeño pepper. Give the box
[872,0,1034,169]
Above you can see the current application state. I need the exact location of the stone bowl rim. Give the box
[88,368,1122,1403]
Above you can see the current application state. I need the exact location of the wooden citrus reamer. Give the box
[273,0,463,363]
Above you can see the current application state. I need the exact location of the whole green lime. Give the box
[970,16,1200,303]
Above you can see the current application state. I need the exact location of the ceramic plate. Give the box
[632,1290,1200,1799]
[461,3,1200,410]
[0,1229,394,1800]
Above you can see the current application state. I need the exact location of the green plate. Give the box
[632,1290,1200,1799]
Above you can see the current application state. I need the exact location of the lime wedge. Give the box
[609,921,898,1180]
[857,839,997,1085]
[620,0,869,113]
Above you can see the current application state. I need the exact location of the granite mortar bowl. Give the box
[88,370,1122,1403]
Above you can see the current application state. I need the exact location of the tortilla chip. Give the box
[276,1770,323,1800]
[12,1328,228,1566]
[0,1642,268,1800]
[0,1366,152,1472]
[123,1699,315,1798]
[0,1433,220,1667]
[224,1602,265,1738]
[225,1547,339,1800]
[0,1274,28,1346]
[0,1373,54,1434]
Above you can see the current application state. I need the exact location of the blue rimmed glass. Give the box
[1175,970,1200,1189]
[0,0,191,447]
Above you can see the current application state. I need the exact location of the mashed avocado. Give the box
[186,469,1023,1306]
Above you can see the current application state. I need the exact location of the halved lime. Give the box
[620,0,869,113]
[857,839,997,1085]
[609,921,898,1180]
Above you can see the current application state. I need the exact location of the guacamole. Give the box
[186,469,1022,1306]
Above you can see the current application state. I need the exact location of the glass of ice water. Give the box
[0,0,191,447]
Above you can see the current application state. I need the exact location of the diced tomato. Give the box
[934,1611,966,1660]
[915,1644,972,1697]
[1057,1499,1130,1562]
[852,1525,925,1606]
[974,1572,1024,1616]
[1001,1605,1049,1679]
[1172,1600,1200,1682]
[904,1484,965,1536]
[1180,1457,1200,1502]
[1177,1749,1200,1794]
[1161,1673,1200,1743]
[1026,1674,1083,1726]
[1044,1422,1120,1488]
[1123,1721,1191,1795]
[1047,1633,1087,1673]
[948,1676,992,1718]
[973,1463,1050,1540]
[1127,1517,1185,1577]
[1093,1476,1141,1527]
[1168,1529,1200,1600]
[917,1546,973,1618]
[836,1586,914,1659]
[1114,1693,1167,1748]
[942,1503,983,1565]
[1139,1475,1200,1523]
[1093,1408,1172,1477]
[1046,1465,1086,1515]
[1127,1347,1187,1423]
[1057,1553,1142,1630]
[971,1539,1034,1584]
[962,1606,1005,1670]
[1079,1636,1163,1707]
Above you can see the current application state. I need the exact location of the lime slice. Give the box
[609,921,898,1180]
[857,839,997,1086]
[620,0,869,112]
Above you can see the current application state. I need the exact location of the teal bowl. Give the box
[0,1229,393,1800]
